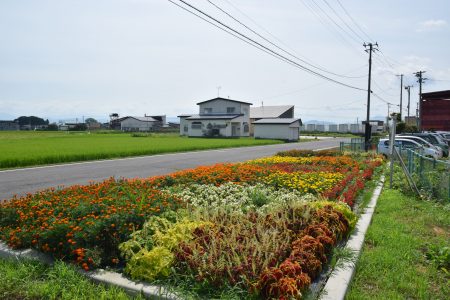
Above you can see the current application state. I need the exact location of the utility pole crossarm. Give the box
[414,71,427,131]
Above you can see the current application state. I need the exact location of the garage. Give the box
[253,118,302,141]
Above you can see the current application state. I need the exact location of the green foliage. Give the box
[120,212,212,281]
[14,116,48,126]
[276,149,340,157]
[0,259,139,299]
[396,121,406,133]
[125,246,174,281]
[425,245,450,273]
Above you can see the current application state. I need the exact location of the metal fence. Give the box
[340,139,450,201]
[396,148,450,201]
[339,138,376,152]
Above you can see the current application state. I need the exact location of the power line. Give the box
[170,0,366,91]
[321,0,366,42]
[264,64,368,100]
[335,0,373,41]
[297,0,364,58]
[308,0,361,44]
[207,0,366,79]
[168,0,302,69]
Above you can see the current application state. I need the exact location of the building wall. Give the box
[179,117,189,136]
[315,124,325,131]
[422,99,450,131]
[198,100,250,116]
[0,121,20,131]
[254,124,299,141]
[183,117,250,137]
[328,124,338,132]
[339,124,349,132]
[120,118,155,131]
[306,124,316,131]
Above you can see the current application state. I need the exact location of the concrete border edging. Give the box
[320,175,385,300]
[0,241,178,299]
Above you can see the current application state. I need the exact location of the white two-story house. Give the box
[179,97,252,137]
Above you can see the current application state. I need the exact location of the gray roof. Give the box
[186,114,242,120]
[122,116,158,122]
[252,118,301,125]
[196,97,253,105]
[250,105,294,119]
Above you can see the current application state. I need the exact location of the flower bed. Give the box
[0,150,383,298]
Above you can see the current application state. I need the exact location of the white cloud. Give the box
[417,19,448,32]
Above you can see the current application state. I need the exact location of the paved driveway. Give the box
[0,138,348,200]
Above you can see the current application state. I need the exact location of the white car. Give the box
[396,135,443,158]
[378,138,440,159]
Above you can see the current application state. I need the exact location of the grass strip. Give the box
[346,189,449,300]
[0,131,285,169]
[0,258,142,299]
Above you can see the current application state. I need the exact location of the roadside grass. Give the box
[346,189,449,300]
[0,259,141,299]
[0,131,285,169]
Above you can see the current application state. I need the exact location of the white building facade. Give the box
[253,118,301,141]
[179,97,251,137]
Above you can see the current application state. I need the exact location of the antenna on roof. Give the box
[217,86,221,97]
[262,101,264,107]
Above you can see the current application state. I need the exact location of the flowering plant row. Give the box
[0,150,383,298]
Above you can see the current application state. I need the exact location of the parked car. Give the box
[406,133,449,157]
[377,138,440,159]
[396,135,443,158]
[377,138,424,156]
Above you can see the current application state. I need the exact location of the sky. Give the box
[0,0,449,124]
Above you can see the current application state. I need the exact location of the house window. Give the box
[204,108,212,114]
[183,125,188,132]
[227,107,235,113]
[191,122,202,129]
[243,122,249,133]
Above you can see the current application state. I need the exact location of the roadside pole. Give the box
[389,114,397,188]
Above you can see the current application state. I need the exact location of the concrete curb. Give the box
[320,175,385,300]
[0,241,178,299]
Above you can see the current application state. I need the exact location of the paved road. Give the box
[0,138,348,200]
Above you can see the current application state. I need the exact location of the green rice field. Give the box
[0,131,284,169]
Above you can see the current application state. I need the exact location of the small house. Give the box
[253,118,302,141]
[249,105,294,135]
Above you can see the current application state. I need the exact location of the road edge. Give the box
[319,175,385,300]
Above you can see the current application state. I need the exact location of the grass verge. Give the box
[346,189,449,300]
[0,259,141,299]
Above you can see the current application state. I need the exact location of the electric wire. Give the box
[321,0,366,42]
[297,0,364,58]
[170,0,366,91]
[308,0,361,44]
[335,0,373,41]
[207,0,366,79]
[167,1,309,71]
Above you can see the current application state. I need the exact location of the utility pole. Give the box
[396,74,403,121]
[404,85,412,118]
[416,103,419,128]
[414,71,427,131]
[363,42,378,151]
